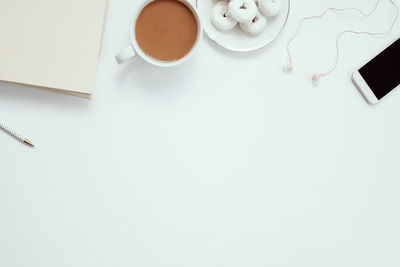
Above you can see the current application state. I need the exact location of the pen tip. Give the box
[24,139,35,147]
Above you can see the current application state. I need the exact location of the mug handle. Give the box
[115,46,136,64]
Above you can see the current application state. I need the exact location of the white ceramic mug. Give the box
[115,0,203,67]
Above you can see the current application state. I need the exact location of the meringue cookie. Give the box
[228,0,258,24]
[211,1,238,31]
[258,0,281,17]
[240,11,267,35]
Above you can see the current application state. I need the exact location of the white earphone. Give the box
[283,0,399,85]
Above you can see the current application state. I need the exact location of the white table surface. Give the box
[1,0,400,266]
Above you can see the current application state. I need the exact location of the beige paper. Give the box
[0,0,107,97]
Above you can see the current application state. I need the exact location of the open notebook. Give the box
[0,0,108,98]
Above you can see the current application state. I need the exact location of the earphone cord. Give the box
[283,0,399,83]
[313,0,398,82]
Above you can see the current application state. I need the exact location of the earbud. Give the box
[282,58,293,73]
[312,73,323,86]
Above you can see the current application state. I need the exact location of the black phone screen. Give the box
[358,38,400,100]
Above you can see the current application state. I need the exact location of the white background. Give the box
[1,0,400,266]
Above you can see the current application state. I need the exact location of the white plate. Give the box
[196,0,290,52]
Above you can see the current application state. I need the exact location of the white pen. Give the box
[0,121,35,147]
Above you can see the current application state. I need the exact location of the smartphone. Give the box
[352,37,400,104]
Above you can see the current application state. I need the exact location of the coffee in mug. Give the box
[115,0,202,67]
[135,0,198,62]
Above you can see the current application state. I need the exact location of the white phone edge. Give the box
[352,70,379,105]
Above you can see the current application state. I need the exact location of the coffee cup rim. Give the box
[129,0,203,67]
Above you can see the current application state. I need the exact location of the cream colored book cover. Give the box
[0,0,108,97]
